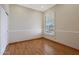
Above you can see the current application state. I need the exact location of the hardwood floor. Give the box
[4,38,79,55]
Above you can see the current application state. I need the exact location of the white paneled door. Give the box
[0,6,8,55]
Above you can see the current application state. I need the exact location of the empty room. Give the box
[0,4,79,55]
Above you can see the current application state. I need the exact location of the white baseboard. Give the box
[9,34,42,43]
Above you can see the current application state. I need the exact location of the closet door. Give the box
[0,6,8,54]
[0,6,1,54]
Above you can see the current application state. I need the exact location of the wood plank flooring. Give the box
[4,38,79,55]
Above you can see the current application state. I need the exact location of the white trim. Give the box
[56,30,79,33]
[9,29,42,32]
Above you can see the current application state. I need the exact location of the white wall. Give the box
[44,4,79,50]
[9,5,43,43]
[0,5,8,55]
[55,4,79,49]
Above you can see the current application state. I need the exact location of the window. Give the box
[44,15,55,35]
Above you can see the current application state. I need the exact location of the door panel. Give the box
[0,6,8,54]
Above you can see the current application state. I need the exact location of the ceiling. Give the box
[18,4,56,12]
